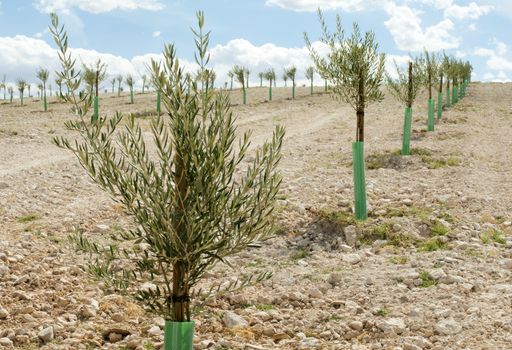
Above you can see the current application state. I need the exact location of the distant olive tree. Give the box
[0,75,6,100]
[232,65,247,104]
[36,67,50,111]
[116,74,123,97]
[82,60,107,96]
[8,86,13,103]
[285,66,297,99]
[16,79,27,106]
[227,70,234,90]
[126,74,134,104]
[263,69,274,101]
[282,72,288,87]
[305,66,314,95]
[305,9,385,221]
[387,60,423,155]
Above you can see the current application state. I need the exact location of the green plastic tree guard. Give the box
[459,83,463,99]
[243,89,247,105]
[310,81,313,95]
[157,91,161,115]
[352,141,367,221]
[93,96,99,122]
[427,99,435,131]
[437,92,442,119]
[20,94,23,106]
[324,80,327,92]
[164,321,194,350]
[292,84,295,99]
[452,86,457,105]
[269,86,272,101]
[130,89,134,104]
[402,107,412,156]
[446,88,451,108]
[44,94,48,112]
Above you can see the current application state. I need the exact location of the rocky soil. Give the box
[0,84,511,349]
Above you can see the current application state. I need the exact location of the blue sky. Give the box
[0,0,511,90]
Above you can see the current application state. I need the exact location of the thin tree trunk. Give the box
[356,74,365,142]
[439,74,443,93]
[172,154,190,322]
[407,62,413,108]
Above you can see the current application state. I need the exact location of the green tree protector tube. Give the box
[164,321,194,350]
[427,99,435,131]
[437,92,442,119]
[402,107,412,155]
[352,141,368,221]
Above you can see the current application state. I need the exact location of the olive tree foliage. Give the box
[263,69,274,86]
[386,60,423,108]
[304,9,386,141]
[305,66,314,82]
[284,66,297,85]
[82,59,107,95]
[416,50,439,99]
[51,11,285,322]
[37,68,50,88]
[232,65,246,89]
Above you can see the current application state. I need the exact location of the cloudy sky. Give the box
[0,0,510,92]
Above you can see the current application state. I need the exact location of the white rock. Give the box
[0,306,8,319]
[38,326,54,343]
[343,253,361,265]
[0,337,13,347]
[147,326,161,337]
[348,321,364,331]
[435,319,462,335]
[223,311,249,329]
[428,268,447,281]
[344,226,357,247]
[376,318,406,333]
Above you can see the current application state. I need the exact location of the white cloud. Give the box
[384,3,460,52]
[474,40,512,81]
[265,0,370,12]
[0,35,155,91]
[444,2,492,20]
[34,0,165,14]
[152,31,161,38]
[468,23,477,31]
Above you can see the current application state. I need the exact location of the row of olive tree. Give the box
[387,52,473,155]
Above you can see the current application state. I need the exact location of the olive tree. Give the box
[227,70,234,90]
[263,69,274,101]
[282,72,288,87]
[305,66,314,95]
[285,66,297,99]
[16,79,27,106]
[8,86,13,103]
[387,60,423,155]
[305,9,385,221]
[50,11,284,348]
[417,50,439,131]
[0,75,6,100]
[232,65,247,104]
[36,68,50,111]
[116,74,123,97]
[126,74,134,103]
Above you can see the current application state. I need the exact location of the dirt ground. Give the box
[0,83,511,350]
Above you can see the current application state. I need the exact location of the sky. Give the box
[0,0,511,93]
